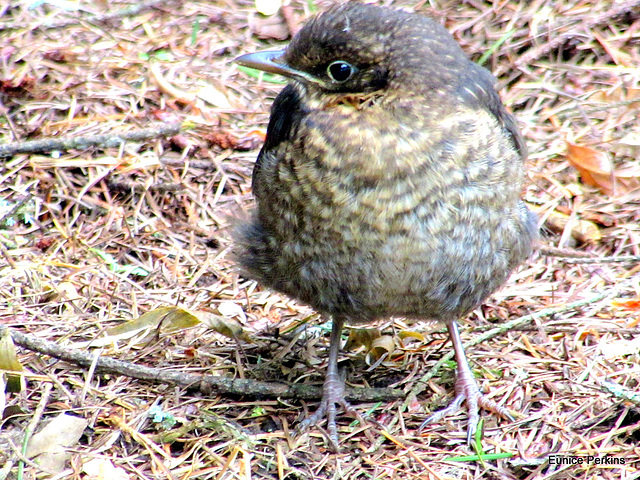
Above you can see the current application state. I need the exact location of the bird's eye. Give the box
[326,61,356,83]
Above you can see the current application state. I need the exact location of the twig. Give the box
[0,324,402,403]
[538,245,595,258]
[0,242,17,269]
[551,255,640,264]
[106,179,185,195]
[539,246,640,264]
[0,123,181,158]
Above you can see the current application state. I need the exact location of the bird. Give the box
[234,2,537,449]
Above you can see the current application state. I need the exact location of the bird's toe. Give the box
[420,374,514,443]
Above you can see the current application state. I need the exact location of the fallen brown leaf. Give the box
[528,203,602,243]
[565,142,640,195]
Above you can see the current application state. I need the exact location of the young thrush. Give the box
[234,3,537,449]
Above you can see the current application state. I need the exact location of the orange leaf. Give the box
[612,298,640,311]
[565,142,640,196]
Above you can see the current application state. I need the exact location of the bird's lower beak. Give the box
[234,50,319,84]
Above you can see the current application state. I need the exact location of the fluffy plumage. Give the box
[235,3,537,449]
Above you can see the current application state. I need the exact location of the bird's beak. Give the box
[234,50,321,84]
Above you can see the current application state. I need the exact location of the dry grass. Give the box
[1,0,640,479]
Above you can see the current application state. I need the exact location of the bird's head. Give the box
[235,3,489,107]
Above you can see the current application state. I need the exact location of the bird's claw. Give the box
[296,393,354,451]
[420,374,514,443]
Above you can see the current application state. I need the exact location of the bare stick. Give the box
[0,123,181,158]
[1,324,402,403]
[539,246,640,264]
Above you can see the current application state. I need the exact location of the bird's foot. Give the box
[419,368,513,443]
[296,370,356,451]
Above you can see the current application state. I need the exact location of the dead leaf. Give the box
[613,130,640,158]
[255,0,282,16]
[599,336,640,359]
[398,330,426,344]
[528,203,601,243]
[0,329,24,393]
[50,280,81,314]
[72,307,201,348]
[26,413,89,474]
[365,335,395,366]
[195,84,232,109]
[565,142,640,196]
[168,134,196,151]
[0,73,36,98]
[83,457,130,480]
[344,328,381,351]
[217,300,247,322]
[197,311,252,342]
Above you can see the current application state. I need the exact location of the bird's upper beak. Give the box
[234,50,320,84]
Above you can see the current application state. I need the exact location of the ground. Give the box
[1,0,639,479]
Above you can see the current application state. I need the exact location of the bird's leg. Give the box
[297,316,353,450]
[420,320,514,443]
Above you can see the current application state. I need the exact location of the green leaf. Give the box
[236,66,288,84]
[191,16,201,46]
[89,248,149,277]
[477,29,516,66]
[154,50,172,61]
[444,452,513,462]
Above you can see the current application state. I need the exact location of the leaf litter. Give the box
[1,1,640,479]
